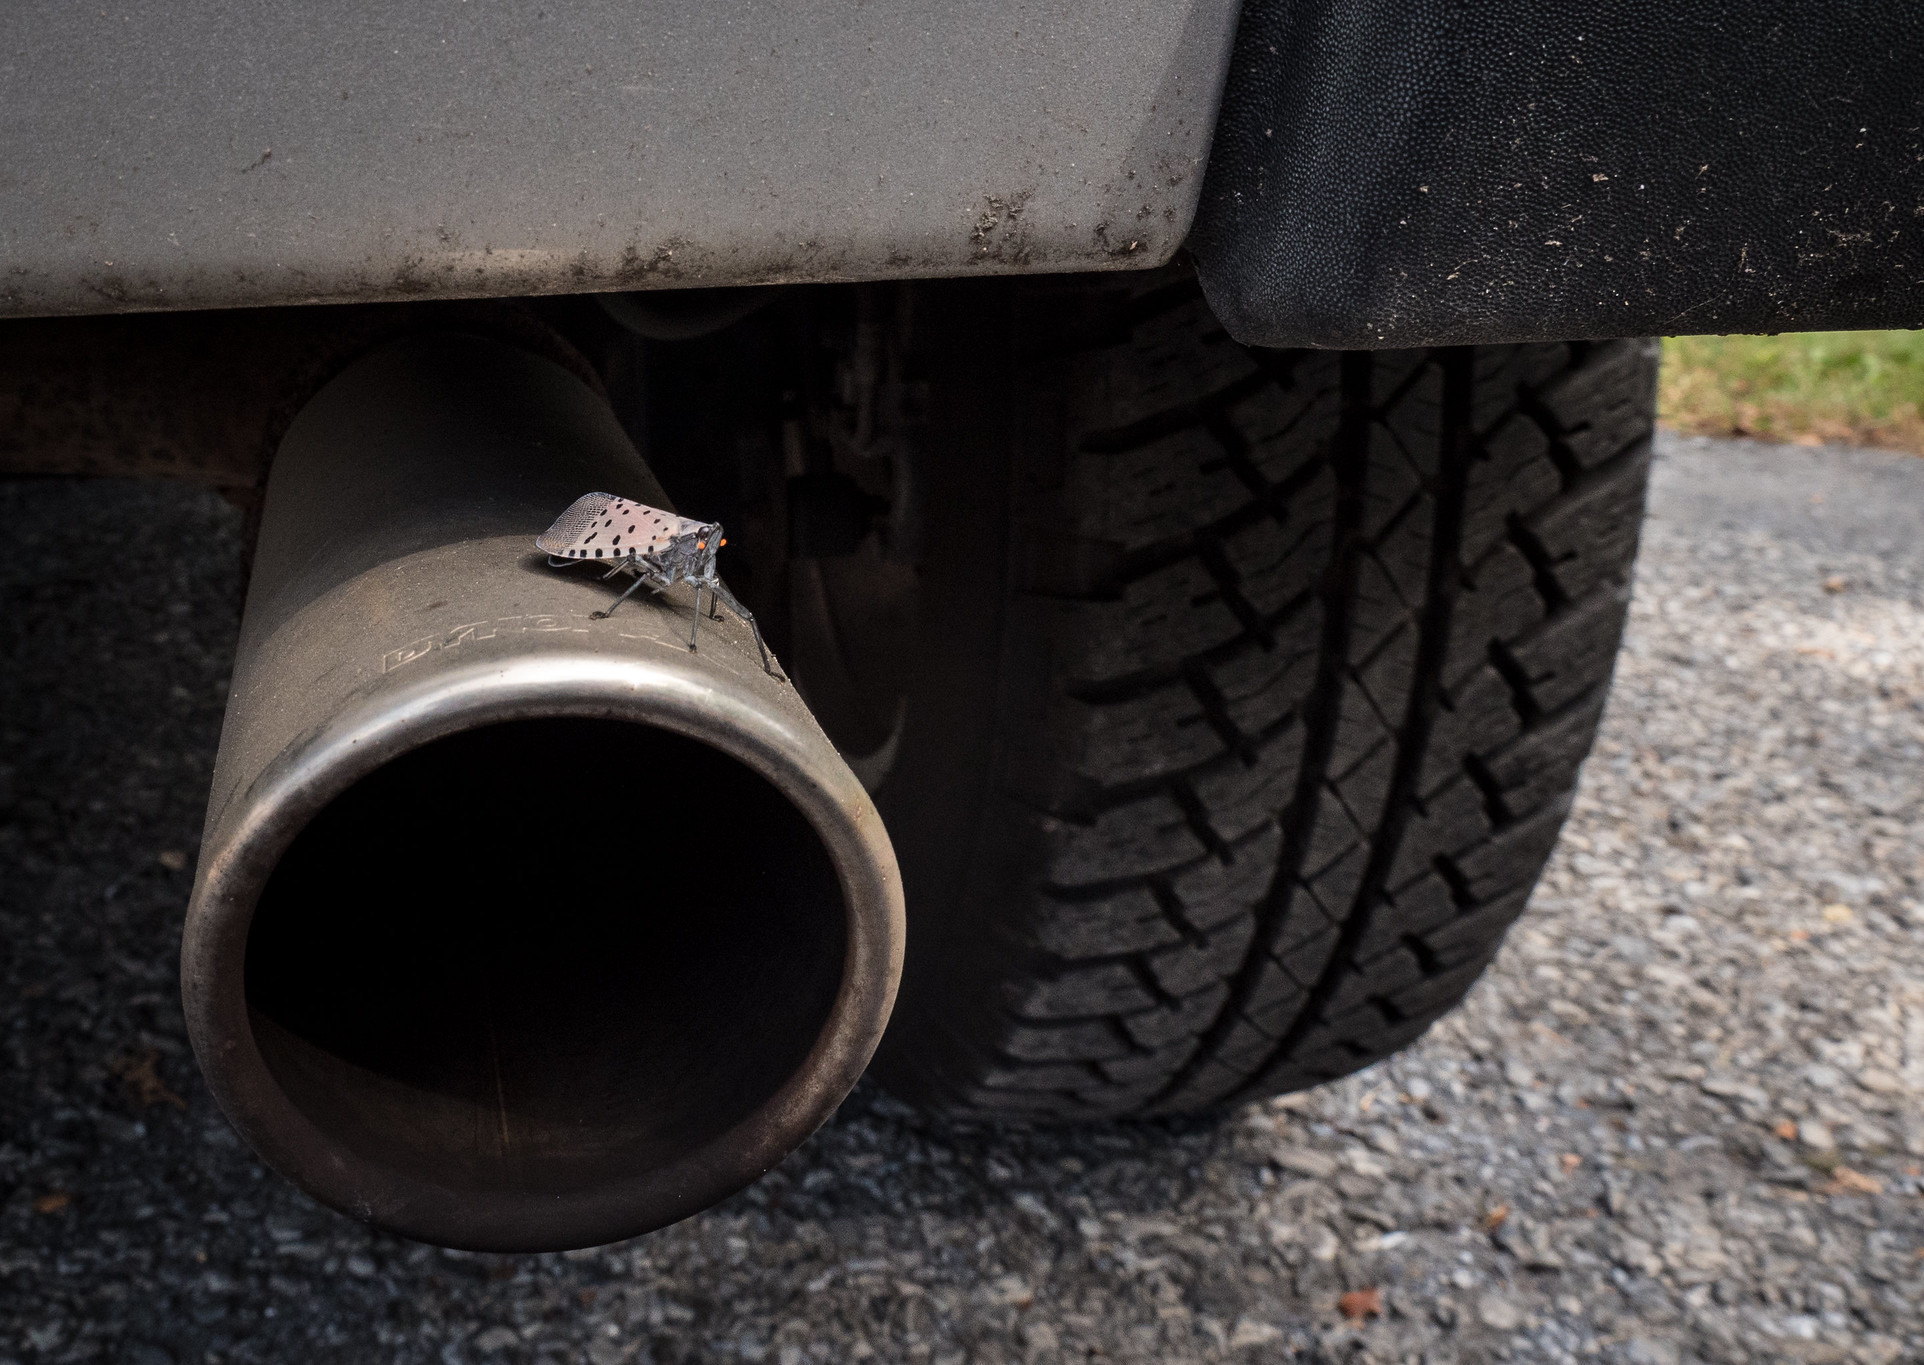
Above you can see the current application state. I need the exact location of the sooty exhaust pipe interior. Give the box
[182,330,903,1252]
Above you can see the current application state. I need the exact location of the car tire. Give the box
[632,268,1657,1119]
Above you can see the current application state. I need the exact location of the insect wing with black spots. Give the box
[535,493,702,562]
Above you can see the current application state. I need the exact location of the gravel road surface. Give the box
[3,432,1922,1364]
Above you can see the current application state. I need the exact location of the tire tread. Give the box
[888,283,1654,1118]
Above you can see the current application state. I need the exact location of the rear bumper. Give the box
[6,0,1918,342]
[0,0,1238,318]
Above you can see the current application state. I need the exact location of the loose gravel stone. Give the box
[3,431,1922,1363]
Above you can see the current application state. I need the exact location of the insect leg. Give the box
[706,581,784,679]
[589,566,661,620]
[687,584,703,651]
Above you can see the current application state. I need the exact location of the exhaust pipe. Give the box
[181,331,904,1252]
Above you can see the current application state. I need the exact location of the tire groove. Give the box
[983,926,1238,985]
[1149,876,1211,947]
[1505,515,1572,612]
[1432,853,1476,908]
[1461,751,1515,825]
[1077,371,1273,456]
[1061,587,1318,704]
[1515,396,1586,489]
[1035,821,1280,901]
[991,702,1301,823]
[1370,354,1437,419]
[1142,350,1376,1107]
[1195,540,1275,649]
[1486,638,1544,724]
[1182,661,1257,764]
[1067,458,1332,601]
[1167,777,1232,863]
[1226,347,1475,1099]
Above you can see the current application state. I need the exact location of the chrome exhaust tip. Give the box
[182,331,903,1252]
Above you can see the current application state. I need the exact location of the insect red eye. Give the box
[697,540,706,550]
[719,538,727,547]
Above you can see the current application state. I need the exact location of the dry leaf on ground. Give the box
[1337,1288,1382,1322]
[110,1049,186,1110]
[1818,1168,1884,1196]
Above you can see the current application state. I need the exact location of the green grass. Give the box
[1660,330,1924,454]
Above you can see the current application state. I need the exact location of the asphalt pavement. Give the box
[3,432,1922,1364]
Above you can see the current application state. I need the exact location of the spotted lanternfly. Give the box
[537,491,781,678]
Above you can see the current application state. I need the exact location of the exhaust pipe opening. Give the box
[244,718,847,1199]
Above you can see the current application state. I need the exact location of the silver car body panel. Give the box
[0,0,1241,318]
